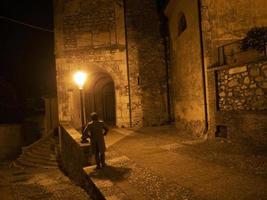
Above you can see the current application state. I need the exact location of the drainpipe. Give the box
[197,0,208,135]
[123,0,132,127]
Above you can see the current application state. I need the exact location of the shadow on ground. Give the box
[89,165,132,182]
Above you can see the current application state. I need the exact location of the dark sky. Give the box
[1,0,56,99]
[0,0,165,101]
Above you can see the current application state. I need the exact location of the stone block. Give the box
[228,79,238,87]
[249,67,260,77]
[229,66,247,75]
[243,77,250,85]
[60,124,91,185]
[219,91,226,97]
[255,76,264,82]
[249,84,257,89]
[260,81,267,89]
[241,85,247,89]
[255,88,264,96]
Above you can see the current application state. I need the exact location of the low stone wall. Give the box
[207,59,267,145]
[59,123,91,185]
[217,60,267,111]
[0,124,22,161]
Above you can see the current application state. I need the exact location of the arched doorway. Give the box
[85,72,116,126]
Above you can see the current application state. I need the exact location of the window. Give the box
[178,13,187,36]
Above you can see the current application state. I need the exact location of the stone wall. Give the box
[0,124,22,161]
[54,0,130,128]
[217,61,267,111]
[125,0,168,126]
[163,0,267,142]
[43,97,59,137]
[54,0,169,128]
[199,0,267,141]
[165,0,206,136]
[59,124,91,185]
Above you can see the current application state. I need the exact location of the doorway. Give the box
[85,72,116,126]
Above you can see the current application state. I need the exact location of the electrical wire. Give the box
[0,15,54,33]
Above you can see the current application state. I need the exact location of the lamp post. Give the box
[73,71,88,143]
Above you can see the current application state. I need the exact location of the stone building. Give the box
[54,0,168,128]
[165,0,267,143]
[54,0,267,144]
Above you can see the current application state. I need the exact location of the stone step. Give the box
[22,137,54,151]
[17,155,58,166]
[22,151,57,162]
[25,142,54,152]
[14,159,58,169]
[11,174,32,183]
[25,147,55,158]
[22,148,56,158]
[11,161,25,169]
[13,136,58,169]
[12,170,27,176]
[13,158,54,169]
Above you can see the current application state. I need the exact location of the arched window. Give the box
[178,13,187,36]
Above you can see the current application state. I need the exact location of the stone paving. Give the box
[84,126,267,200]
[1,125,267,200]
[116,157,201,200]
[85,153,203,200]
[0,166,91,200]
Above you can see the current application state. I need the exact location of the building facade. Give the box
[54,0,267,144]
[54,0,168,129]
[165,0,267,143]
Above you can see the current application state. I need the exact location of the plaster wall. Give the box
[165,0,206,136]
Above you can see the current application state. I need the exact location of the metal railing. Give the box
[218,39,267,66]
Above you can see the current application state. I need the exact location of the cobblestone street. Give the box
[0,164,91,200]
[84,126,267,200]
[1,126,267,200]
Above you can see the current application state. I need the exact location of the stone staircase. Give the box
[12,136,58,169]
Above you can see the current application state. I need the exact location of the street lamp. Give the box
[73,71,88,143]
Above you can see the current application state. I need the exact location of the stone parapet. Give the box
[59,123,91,185]
[207,58,267,144]
[216,60,267,111]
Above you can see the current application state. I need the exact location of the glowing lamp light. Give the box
[74,71,87,89]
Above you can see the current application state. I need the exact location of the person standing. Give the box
[83,112,109,169]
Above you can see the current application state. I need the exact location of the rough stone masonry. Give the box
[54,0,168,129]
[217,61,267,111]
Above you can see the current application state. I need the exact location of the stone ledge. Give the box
[229,65,247,75]
[59,123,91,185]
[207,57,267,72]
[60,123,89,147]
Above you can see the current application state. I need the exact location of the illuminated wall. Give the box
[165,0,206,136]
[54,0,168,128]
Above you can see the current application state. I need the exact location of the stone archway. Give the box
[84,72,116,126]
